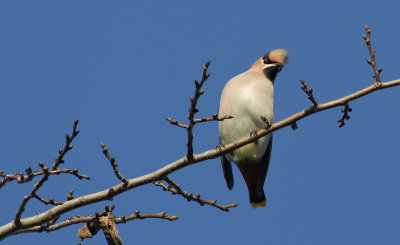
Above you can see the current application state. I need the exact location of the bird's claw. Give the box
[250,130,258,145]
[216,144,225,153]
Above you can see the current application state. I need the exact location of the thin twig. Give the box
[67,189,74,201]
[40,189,75,230]
[52,120,80,170]
[0,168,34,188]
[100,143,128,184]
[166,62,232,163]
[300,79,318,108]
[116,210,179,223]
[14,164,49,225]
[337,103,352,127]
[1,121,85,190]
[186,61,211,162]
[0,168,89,189]
[33,194,63,206]
[166,117,189,129]
[14,121,80,225]
[12,207,177,237]
[193,113,233,123]
[33,188,75,207]
[363,25,382,84]
[167,113,232,129]
[154,177,238,212]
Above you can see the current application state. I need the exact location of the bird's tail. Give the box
[236,160,268,209]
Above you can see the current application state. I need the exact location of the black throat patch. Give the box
[263,65,279,82]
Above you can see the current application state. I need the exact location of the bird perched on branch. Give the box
[218,49,289,208]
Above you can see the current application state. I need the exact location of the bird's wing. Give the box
[257,134,273,195]
[221,154,234,190]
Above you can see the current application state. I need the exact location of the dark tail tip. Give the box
[250,190,266,209]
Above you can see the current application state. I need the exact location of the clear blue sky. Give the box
[1,1,399,244]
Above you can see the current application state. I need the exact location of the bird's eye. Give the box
[263,57,270,64]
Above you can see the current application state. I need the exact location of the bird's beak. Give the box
[274,63,284,72]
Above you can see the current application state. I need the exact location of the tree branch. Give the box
[33,194,64,206]
[1,26,399,241]
[300,79,318,108]
[11,206,177,242]
[363,24,382,84]
[166,113,233,129]
[13,121,80,225]
[154,177,237,212]
[116,210,178,223]
[2,70,399,243]
[0,168,89,189]
[337,103,353,127]
[194,113,233,123]
[100,143,128,184]
[185,61,211,162]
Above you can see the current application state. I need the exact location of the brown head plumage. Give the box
[249,49,289,82]
[267,49,289,64]
[250,49,289,71]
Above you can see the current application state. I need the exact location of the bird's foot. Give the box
[261,116,272,128]
[250,130,258,145]
[216,144,225,153]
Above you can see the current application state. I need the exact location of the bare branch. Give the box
[12,207,177,240]
[337,103,352,127]
[14,120,80,225]
[14,163,50,225]
[363,25,382,84]
[52,120,80,170]
[32,188,75,207]
[154,177,238,212]
[0,168,89,189]
[0,168,35,188]
[67,189,74,201]
[166,62,233,164]
[186,61,211,162]
[2,79,400,241]
[33,194,63,206]
[116,210,179,223]
[2,77,400,240]
[166,113,232,129]
[1,26,400,241]
[100,143,128,184]
[11,216,94,235]
[300,79,318,108]
[193,113,233,123]
[166,117,189,129]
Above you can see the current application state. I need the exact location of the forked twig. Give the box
[0,168,89,189]
[14,121,80,225]
[154,177,237,212]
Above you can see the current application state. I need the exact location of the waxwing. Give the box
[218,49,289,208]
